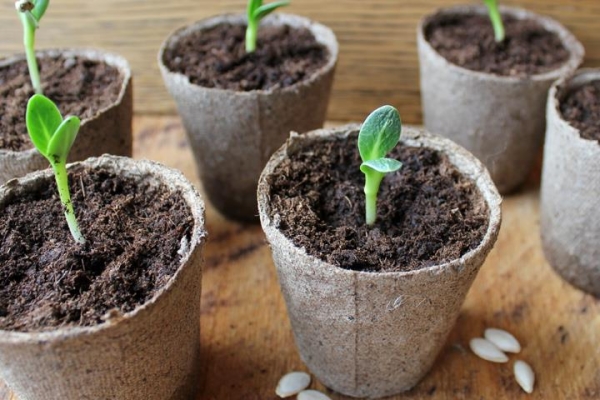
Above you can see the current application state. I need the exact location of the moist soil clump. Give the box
[426,13,569,76]
[163,23,328,91]
[559,80,600,142]
[268,137,489,272]
[0,165,193,332]
[0,55,123,152]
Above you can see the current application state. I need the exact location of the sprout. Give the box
[483,0,505,42]
[358,105,402,226]
[26,94,85,244]
[245,0,290,53]
[15,0,49,94]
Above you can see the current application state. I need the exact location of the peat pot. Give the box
[418,5,583,193]
[258,125,502,397]
[0,49,133,183]
[159,13,338,222]
[0,156,206,400]
[541,69,600,297]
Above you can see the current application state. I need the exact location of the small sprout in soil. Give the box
[483,0,505,42]
[26,94,85,244]
[15,0,49,94]
[246,0,290,53]
[358,105,402,226]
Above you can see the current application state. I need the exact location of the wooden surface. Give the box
[1,1,600,122]
[1,116,599,399]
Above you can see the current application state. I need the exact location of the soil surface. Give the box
[560,80,600,142]
[268,137,489,272]
[426,13,569,76]
[163,23,329,91]
[0,55,123,151]
[0,165,193,332]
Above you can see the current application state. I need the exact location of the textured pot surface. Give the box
[258,125,502,398]
[541,69,600,297]
[0,155,206,400]
[159,13,338,222]
[418,5,584,194]
[0,48,133,184]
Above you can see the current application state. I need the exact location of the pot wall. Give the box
[258,126,502,398]
[418,5,583,194]
[0,49,133,184]
[0,156,206,400]
[159,13,338,222]
[541,69,600,297]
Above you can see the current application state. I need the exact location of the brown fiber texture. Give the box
[418,5,583,194]
[541,69,600,297]
[258,125,502,398]
[0,49,133,184]
[159,13,338,222]
[0,156,207,400]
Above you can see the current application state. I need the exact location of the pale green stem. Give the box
[20,12,42,94]
[246,19,257,53]
[51,161,85,244]
[364,172,384,225]
[485,1,505,42]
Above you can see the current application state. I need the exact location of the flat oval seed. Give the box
[276,372,311,398]
[485,328,521,353]
[469,338,509,363]
[297,389,332,400]
[514,360,535,394]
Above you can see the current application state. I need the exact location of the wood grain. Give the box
[1,1,600,122]
[1,116,599,399]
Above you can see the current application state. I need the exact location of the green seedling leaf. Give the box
[26,94,85,245]
[31,0,49,20]
[358,105,402,162]
[360,158,402,174]
[254,0,290,20]
[358,105,402,226]
[245,0,290,52]
[25,92,62,153]
[483,0,505,42]
[47,116,80,163]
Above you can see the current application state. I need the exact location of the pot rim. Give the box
[0,155,206,343]
[0,48,132,157]
[417,4,584,83]
[549,68,600,148]
[158,12,339,96]
[258,124,502,278]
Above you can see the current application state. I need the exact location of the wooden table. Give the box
[1,116,599,399]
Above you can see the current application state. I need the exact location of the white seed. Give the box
[297,389,332,400]
[276,372,311,398]
[469,338,509,363]
[484,328,521,353]
[514,360,535,394]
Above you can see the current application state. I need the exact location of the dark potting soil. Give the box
[0,55,123,151]
[559,80,600,143]
[0,166,194,332]
[426,13,569,76]
[162,23,329,91]
[268,137,489,273]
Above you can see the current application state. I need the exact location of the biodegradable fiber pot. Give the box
[258,125,502,398]
[0,48,133,183]
[159,13,338,222]
[541,69,600,297]
[418,5,584,194]
[0,156,206,400]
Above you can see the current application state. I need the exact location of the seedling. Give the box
[358,105,402,226]
[26,94,85,244]
[246,0,290,53]
[15,0,49,94]
[483,0,505,42]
